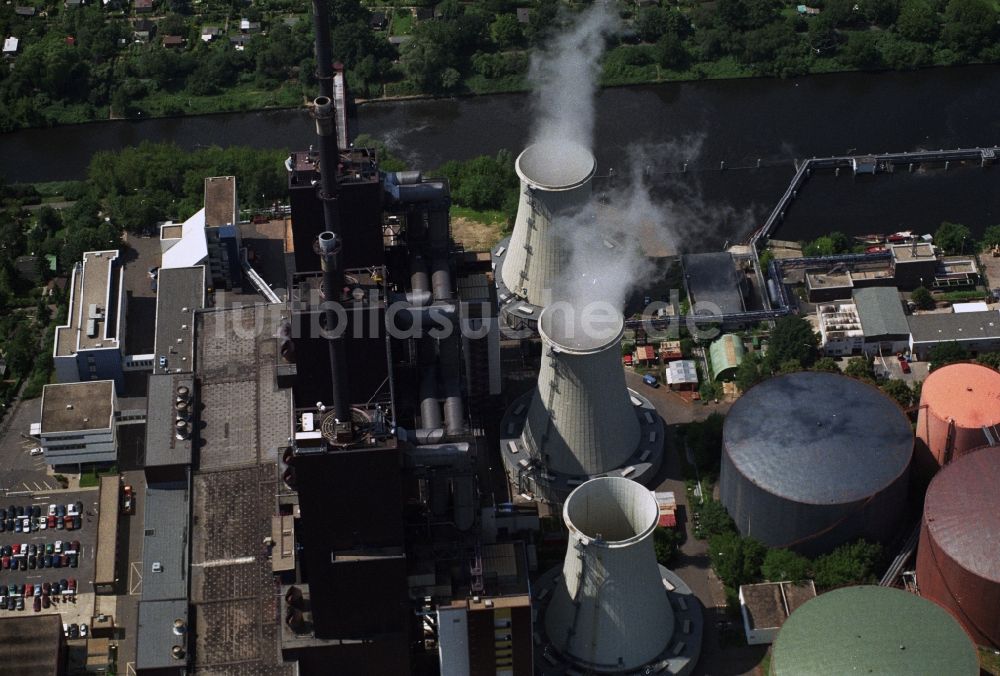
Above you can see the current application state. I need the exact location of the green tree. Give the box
[928,342,969,370]
[812,540,882,589]
[911,286,935,310]
[812,356,840,372]
[761,548,812,582]
[734,355,764,392]
[934,221,972,254]
[709,533,766,587]
[779,358,805,374]
[839,31,882,69]
[881,379,915,407]
[655,33,691,70]
[977,352,1000,371]
[767,314,819,370]
[861,0,901,26]
[697,500,736,538]
[941,0,998,58]
[896,0,940,42]
[489,14,522,48]
[979,224,1000,249]
[654,527,683,565]
[844,356,874,382]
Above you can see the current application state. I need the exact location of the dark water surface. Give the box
[3,65,999,245]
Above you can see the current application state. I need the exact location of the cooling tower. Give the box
[720,371,912,556]
[916,446,1000,648]
[496,142,596,314]
[914,362,1000,478]
[770,586,978,675]
[499,305,664,501]
[541,478,684,673]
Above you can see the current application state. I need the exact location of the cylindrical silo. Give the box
[720,371,912,556]
[770,586,978,675]
[916,445,1000,648]
[521,304,639,477]
[914,363,1000,476]
[544,478,674,672]
[499,142,596,307]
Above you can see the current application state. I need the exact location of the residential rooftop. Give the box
[39,380,116,433]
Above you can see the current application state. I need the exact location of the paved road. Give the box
[114,468,148,673]
[625,372,768,675]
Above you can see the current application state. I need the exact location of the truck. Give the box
[642,374,659,388]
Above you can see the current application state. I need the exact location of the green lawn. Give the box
[135,81,303,118]
[79,465,119,488]
[389,9,413,35]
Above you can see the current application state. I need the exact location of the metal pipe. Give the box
[311,0,334,100]
[440,332,464,436]
[419,337,442,430]
[313,96,339,233]
[318,230,350,422]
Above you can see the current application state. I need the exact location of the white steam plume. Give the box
[528,3,619,151]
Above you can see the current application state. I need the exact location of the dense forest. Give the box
[1,0,999,130]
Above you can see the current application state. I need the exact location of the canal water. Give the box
[2,65,999,247]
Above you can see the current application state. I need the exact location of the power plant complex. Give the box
[24,0,1000,671]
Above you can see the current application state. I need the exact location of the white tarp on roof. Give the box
[953,301,989,313]
[161,208,207,269]
[666,359,699,385]
[3,36,19,53]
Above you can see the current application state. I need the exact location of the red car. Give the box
[47,515,56,529]
[11,544,19,555]
[1,556,8,569]
[897,354,911,374]
[24,584,32,597]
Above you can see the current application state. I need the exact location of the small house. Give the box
[634,344,657,366]
[64,0,83,7]
[161,35,184,48]
[133,18,154,41]
[659,340,683,362]
[14,7,36,17]
[134,0,153,13]
[2,36,19,55]
[369,12,388,31]
[200,26,221,42]
[516,7,530,23]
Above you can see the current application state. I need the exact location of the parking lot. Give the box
[0,399,62,494]
[0,490,99,626]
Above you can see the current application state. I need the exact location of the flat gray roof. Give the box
[154,266,205,375]
[145,374,194,468]
[136,599,189,671]
[40,380,115,433]
[55,250,122,356]
[683,252,744,315]
[909,310,1000,344]
[853,287,909,338]
[140,481,190,601]
[891,242,936,261]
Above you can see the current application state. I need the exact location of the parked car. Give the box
[47,504,56,517]
[31,506,40,519]
[55,505,65,517]
[60,554,69,567]
[33,596,40,612]
[5,518,13,531]
[1,556,9,570]
[63,624,69,637]
[33,585,40,597]
[24,584,32,597]
[27,556,35,569]
[123,485,135,514]
[68,554,77,568]
[15,597,23,611]
[47,515,56,529]
[54,541,63,554]
[18,558,25,571]
[70,541,81,554]
[14,519,21,533]
[45,543,53,556]
[52,556,61,569]
[41,595,49,609]
[69,624,78,639]
[642,373,660,388]
[42,554,52,569]
[80,623,88,637]
[72,515,81,530]
[0,597,7,610]
[12,544,20,556]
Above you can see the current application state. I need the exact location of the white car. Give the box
[37,518,46,531]
[29,448,43,456]
[48,504,57,517]
[80,624,88,638]
[54,541,63,554]
[67,503,78,516]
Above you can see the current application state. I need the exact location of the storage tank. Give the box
[770,586,978,675]
[916,445,1000,648]
[523,305,639,476]
[720,371,912,556]
[542,478,679,672]
[914,362,1000,476]
[498,142,596,308]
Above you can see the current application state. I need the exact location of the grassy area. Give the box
[450,206,508,251]
[133,81,303,119]
[79,464,119,489]
[389,9,413,35]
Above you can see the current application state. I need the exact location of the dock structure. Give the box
[637,146,998,331]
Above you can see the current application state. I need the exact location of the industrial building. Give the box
[737,580,816,645]
[907,310,1000,359]
[0,614,66,675]
[769,586,978,675]
[916,446,1000,648]
[152,266,205,376]
[533,478,702,674]
[159,176,242,289]
[889,241,939,289]
[720,372,912,555]
[914,362,1000,476]
[499,305,663,502]
[53,250,126,388]
[815,301,864,356]
[494,142,596,329]
[852,286,910,355]
[666,358,699,390]
[38,380,118,467]
[681,252,747,317]
[94,475,120,595]
[709,334,746,380]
